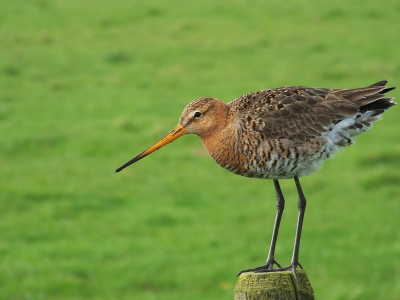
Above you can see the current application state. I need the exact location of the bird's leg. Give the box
[264,179,285,269]
[237,176,307,279]
[287,175,307,280]
[236,179,285,275]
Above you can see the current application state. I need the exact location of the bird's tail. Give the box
[339,81,396,138]
[326,81,396,146]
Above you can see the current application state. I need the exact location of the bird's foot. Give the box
[236,262,304,281]
[236,258,281,277]
[266,258,282,269]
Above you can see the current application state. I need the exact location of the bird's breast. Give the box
[200,125,333,179]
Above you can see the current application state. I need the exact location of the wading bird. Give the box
[115,81,395,278]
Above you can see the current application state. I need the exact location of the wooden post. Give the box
[234,271,314,300]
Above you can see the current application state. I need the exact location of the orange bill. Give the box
[115,123,186,172]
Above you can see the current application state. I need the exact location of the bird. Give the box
[115,80,396,279]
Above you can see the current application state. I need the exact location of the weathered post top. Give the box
[234,271,314,300]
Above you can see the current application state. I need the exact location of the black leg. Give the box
[237,176,307,280]
[286,175,307,280]
[264,179,285,268]
[236,179,285,276]
[291,175,306,268]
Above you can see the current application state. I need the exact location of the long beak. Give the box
[115,123,186,172]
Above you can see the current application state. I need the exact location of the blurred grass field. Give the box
[1,0,400,299]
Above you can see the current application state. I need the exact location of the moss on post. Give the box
[234,271,314,300]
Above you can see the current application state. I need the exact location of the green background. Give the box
[1,0,399,299]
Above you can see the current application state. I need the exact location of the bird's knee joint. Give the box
[297,200,306,209]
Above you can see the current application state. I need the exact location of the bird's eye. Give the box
[193,111,202,119]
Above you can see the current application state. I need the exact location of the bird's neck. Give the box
[199,115,238,169]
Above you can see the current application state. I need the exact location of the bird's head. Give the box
[179,97,228,135]
[115,97,228,172]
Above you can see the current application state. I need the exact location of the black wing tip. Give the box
[381,87,396,94]
[370,80,388,87]
[370,80,396,95]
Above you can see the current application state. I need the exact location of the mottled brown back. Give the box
[228,81,395,145]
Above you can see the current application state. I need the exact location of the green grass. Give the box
[1,0,400,299]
